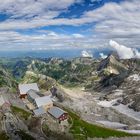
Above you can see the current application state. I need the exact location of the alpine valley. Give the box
[0,52,139,140]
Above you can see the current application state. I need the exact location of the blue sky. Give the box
[0,0,139,55]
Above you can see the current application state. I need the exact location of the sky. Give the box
[0,0,140,52]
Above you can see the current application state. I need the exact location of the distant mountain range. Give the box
[0,53,139,111]
[0,49,111,59]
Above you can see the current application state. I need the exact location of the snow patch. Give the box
[118,129,140,134]
[128,74,140,81]
[96,120,128,129]
[113,89,123,96]
[97,99,119,107]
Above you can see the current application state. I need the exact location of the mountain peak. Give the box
[108,51,119,60]
[97,51,128,74]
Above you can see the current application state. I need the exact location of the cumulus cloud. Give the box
[99,53,107,59]
[109,40,140,59]
[81,50,93,58]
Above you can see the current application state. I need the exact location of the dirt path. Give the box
[41,117,50,140]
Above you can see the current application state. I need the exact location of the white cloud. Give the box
[91,0,140,48]
[73,33,84,38]
[109,40,140,59]
[99,53,107,59]
[0,0,81,18]
[133,49,140,58]
[48,32,58,37]
[81,50,93,58]
[0,0,84,30]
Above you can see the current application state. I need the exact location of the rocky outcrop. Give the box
[0,67,17,88]
[22,71,56,90]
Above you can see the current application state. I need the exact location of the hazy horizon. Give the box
[0,48,112,59]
